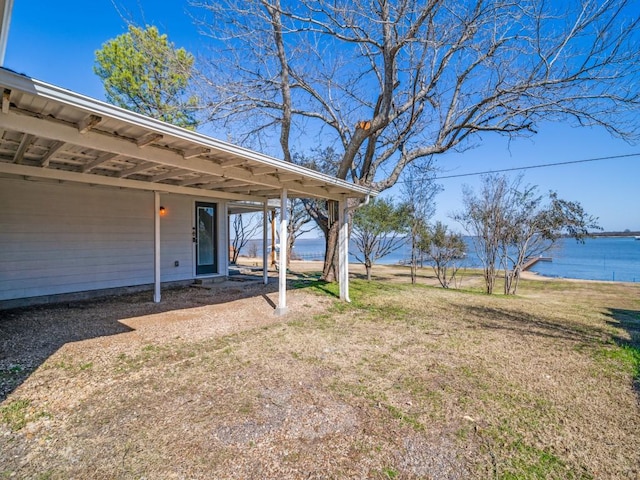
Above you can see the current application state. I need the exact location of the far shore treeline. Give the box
[591,231,640,237]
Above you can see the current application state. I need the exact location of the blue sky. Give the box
[5,0,639,232]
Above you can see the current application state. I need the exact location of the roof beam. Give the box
[2,89,10,114]
[218,179,252,188]
[219,158,247,168]
[82,152,118,173]
[276,173,301,182]
[150,169,189,183]
[0,162,261,202]
[118,161,155,178]
[179,174,221,187]
[77,114,103,134]
[0,111,347,200]
[136,133,163,148]
[182,147,210,159]
[40,140,65,167]
[249,166,275,175]
[13,133,34,164]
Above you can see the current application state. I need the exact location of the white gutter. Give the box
[0,0,14,66]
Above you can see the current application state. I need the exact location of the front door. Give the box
[195,202,217,275]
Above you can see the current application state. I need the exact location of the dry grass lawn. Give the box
[1,266,639,479]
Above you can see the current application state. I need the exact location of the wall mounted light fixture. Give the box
[159,206,166,216]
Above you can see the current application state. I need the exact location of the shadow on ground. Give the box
[604,307,640,395]
[604,308,640,347]
[0,275,313,402]
[459,304,611,344]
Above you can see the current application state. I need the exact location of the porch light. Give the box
[159,206,166,216]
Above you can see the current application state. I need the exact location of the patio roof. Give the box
[0,67,375,202]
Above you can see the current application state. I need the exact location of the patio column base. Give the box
[274,306,288,316]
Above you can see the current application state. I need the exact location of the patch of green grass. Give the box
[308,278,408,306]
[498,440,588,480]
[0,399,49,432]
[50,360,74,371]
[79,362,93,371]
[381,466,399,479]
[383,403,425,433]
[480,416,591,480]
[594,344,640,381]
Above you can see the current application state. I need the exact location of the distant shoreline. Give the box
[591,231,640,237]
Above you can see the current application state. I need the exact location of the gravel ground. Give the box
[0,276,328,401]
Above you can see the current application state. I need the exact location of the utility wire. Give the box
[429,152,640,181]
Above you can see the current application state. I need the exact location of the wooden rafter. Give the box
[249,166,274,175]
[218,179,252,188]
[77,114,103,134]
[219,158,247,168]
[13,133,34,164]
[182,147,210,159]
[118,161,155,178]
[179,174,221,186]
[82,152,118,173]
[40,140,65,167]
[150,169,189,183]
[2,89,10,114]
[136,133,163,148]
[276,173,300,182]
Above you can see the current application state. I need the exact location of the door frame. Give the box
[194,201,218,276]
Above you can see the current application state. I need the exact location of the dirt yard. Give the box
[1,266,639,479]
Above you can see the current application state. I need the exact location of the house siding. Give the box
[0,178,228,302]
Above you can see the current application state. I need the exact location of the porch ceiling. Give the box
[0,68,375,202]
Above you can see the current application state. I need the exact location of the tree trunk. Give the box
[410,236,417,284]
[365,262,372,281]
[322,221,339,282]
[286,229,296,268]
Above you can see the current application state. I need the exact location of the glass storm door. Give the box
[195,202,217,275]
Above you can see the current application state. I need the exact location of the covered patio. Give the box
[0,67,373,312]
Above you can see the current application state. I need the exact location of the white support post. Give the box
[275,189,288,315]
[262,199,269,285]
[153,191,161,303]
[339,196,350,302]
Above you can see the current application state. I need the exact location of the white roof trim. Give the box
[0,0,13,66]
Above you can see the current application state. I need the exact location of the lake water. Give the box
[271,236,640,283]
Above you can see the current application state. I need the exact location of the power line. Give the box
[429,152,640,181]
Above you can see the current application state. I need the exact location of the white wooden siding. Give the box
[0,178,228,301]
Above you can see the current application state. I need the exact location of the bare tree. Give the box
[420,222,467,289]
[455,174,600,294]
[193,0,640,281]
[500,185,600,294]
[401,162,440,284]
[286,199,314,266]
[230,214,261,264]
[454,174,514,294]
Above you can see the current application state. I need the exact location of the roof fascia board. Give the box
[0,162,261,202]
